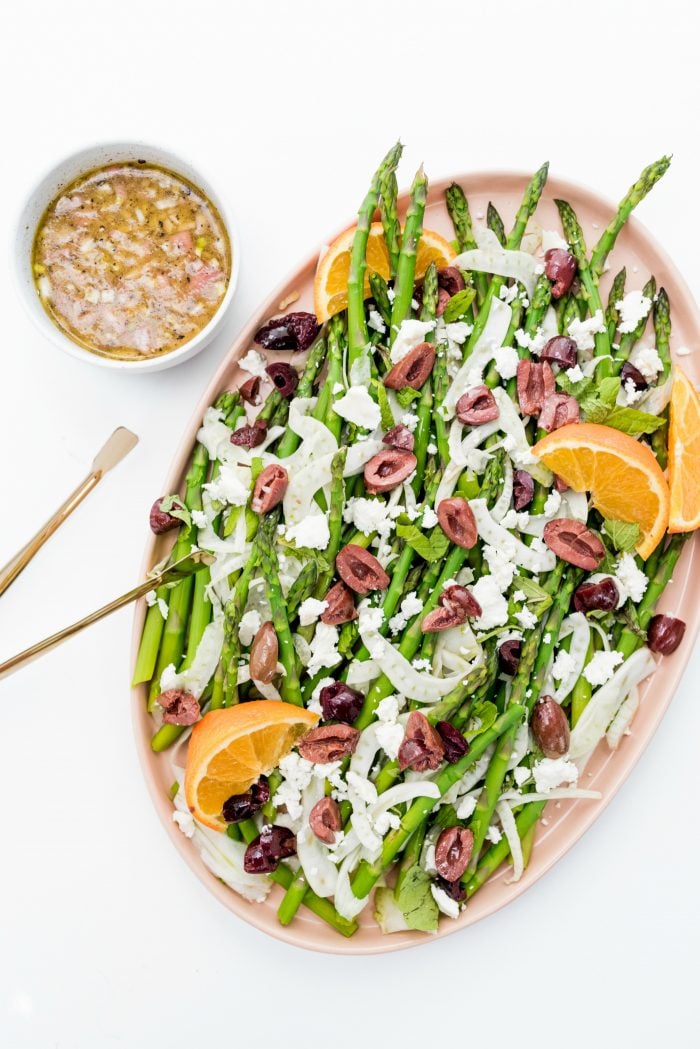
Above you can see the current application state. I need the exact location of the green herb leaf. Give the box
[159,494,191,529]
[286,561,319,615]
[395,865,439,933]
[556,371,594,399]
[223,505,241,538]
[396,523,450,562]
[465,700,498,740]
[375,382,395,431]
[250,456,264,485]
[581,377,622,423]
[602,407,666,437]
[603,518,641,552]
[515,576,553,617]
[396,386,421,408]
[442,288,476,323]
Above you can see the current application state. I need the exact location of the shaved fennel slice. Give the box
[638,373,672,416]
[296,779,339,898]
[506,719,530,771]
[541,305,559,341]
[434,459,464,507]
[470,498,556,572]
[159,613,225,698]
[499,787,602,804]
[452,229,541,297]
[519,490,589,538]
[346,658,382,692]
[552,613,591,703]
[434,620,480,677]
[497,800,524,884]
[334,846,368,920]
[443,297,512,416]
[568,648,656,761]
[288,397,338,459]
[441,745,495,805]
[606,686,640,750]
[172,788,271,903]
[374,888,411,933]
[359,615,468,701]
[283,451,335,525]
[350,724,382,780]
[490,455,514,522]
[345,436,385,475]
[369,781,440,821]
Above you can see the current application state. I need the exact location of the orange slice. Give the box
[533,422,670,559]
[314,221,456,321]
[184,701,318,831]
[668,365,700,532]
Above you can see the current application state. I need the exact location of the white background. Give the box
[1,1,698,1046]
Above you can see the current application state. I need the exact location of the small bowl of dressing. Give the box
[15,141,240,371]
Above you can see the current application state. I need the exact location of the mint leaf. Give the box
[603,518,641,552]
[396,386,421,408]
[159,494,191,529]
[395,865,439,933]
[581,377,621,423]
[396,523,449,562]
[465,700,498,740]
[603,407,666,437]
[375,381,395,431]
[598,377,622,406]
[556,371,593,399]
[442,288,476,323]
[515,576,553,617]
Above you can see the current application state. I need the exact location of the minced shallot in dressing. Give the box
[33,162,230,360]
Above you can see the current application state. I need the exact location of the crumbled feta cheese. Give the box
[285,514,331,550]
[238,348,268,378]
[543,632,551,644]
[514,607,538,630]
[401,412,420,432]
[412,657,432,672]
[482,544,517,592]
[347,770,378,807]
[359,603,385,634]
[191,509,208,529]
[631,346,663,382]
[533,757,579,793]
[426,442,438,456]
[375,721,404,761]
[444,321,473,345]
[512,589,526,603]
[514,326,546,356]
[298,597,328,627]
[472,576,509,630]
[333,386,381,430]
[567,310,606,352]
[499,284,519,305]
[204,464,250,507]
[615,552,648,603]
[513,766,531,787]
[388,591,424,636]
[239,609,262,647]
[422,506,439,528]
[583,649,624,686]
[307,623,341,675]
[485,825,502,845]
[500,509,530,531]
[157,598,169,620]
[565,364,585,383]
[551,649,576,682]
[273,752,314,821]
[622,378,644,405]
[145,589,157,607]
[543,489,562,517]
[332,382,345,395]
[493,345,520,380]
[344,496,395,539]
[390,319,436,363]
[676,345,691,357]
[368,309,387,334]
[616,290,652,334]
[308,676,335,716]
[456,794,477,820]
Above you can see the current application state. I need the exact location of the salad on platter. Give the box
[133,143,700,939]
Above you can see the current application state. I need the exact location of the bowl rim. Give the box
[13,137,240,372]
[130,166,700,954]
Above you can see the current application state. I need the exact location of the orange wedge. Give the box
[533,423,670,559]
[314,221,456,321]
[184,701,318,831]
[668,365,700,533]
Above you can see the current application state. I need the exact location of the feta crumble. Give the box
[388,592,424,636]
[238,348,268,379]
[298,597,328,626]
[533,757,579,793]
[493,345,520,380]
[615,552,648,603]
[285,514,331,551]
[615,290,652,334]
[333,386,381,430]
[631,345,664,383]
[543,489,562,517]
[239,609,262,647]
[565,364,585,383]
[390,319,436,363]
[307,623,341,675]
[514,607,538,630]
[472,576,509,630]
[583,649,624,687]
[567,310,606,352]
[368,309,387,334]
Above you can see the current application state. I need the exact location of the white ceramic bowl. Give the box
[14,141,240,372]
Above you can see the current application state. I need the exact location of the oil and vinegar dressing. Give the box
[33,162,231,360]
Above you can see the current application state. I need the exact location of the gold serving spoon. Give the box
[0,550,214,681]
[0,426,139,598]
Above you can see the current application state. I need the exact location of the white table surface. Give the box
[2,1,698,1045]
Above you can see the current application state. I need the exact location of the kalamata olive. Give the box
[243,825,296,874]
[251,464,289,514]
[364,448,417,494]
[540,336,578,368]
[422,584,481,632]
[254,311,320,351]
[384,342,436,390]
[498,638,522,675]
[421,606,465,632]
[435,876,466,902]
[297,724,360,762]
[320,580,357,624]
[538,392,580,432]
[620,361,649,391]
[398,711,445,772]
[554,475,569,493]
[309,796,342,844]
[149,496,183,534]
[437,497,478,549]
[435,721,469,764]
[517,360,556,416]
[573,577,619,613]
[543,518,605,570]
[266,361,298,397]
[434,826,474,881]
[319,681,364,724]
[544,248,577,299]
[382,424,415,451]
[436,288,451,316]
[647,614,686,655]
[230,419,268,448]
[222,776,271,823]
[239,375,261,405]
[513,470,535,511]
[249,621,278,683]
[437,266,467,297]
[336,544,390,594]
[157,689,200,726]
[456,384,499,425]
[531,695,570,758]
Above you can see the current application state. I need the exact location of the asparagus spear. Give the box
[378,168,401,277]
[486,201,506,246]
[445,181,487,306]
[555,199,612,374]
[605,267,627,343]
[389,165,429,343]
[589,156,671,279]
